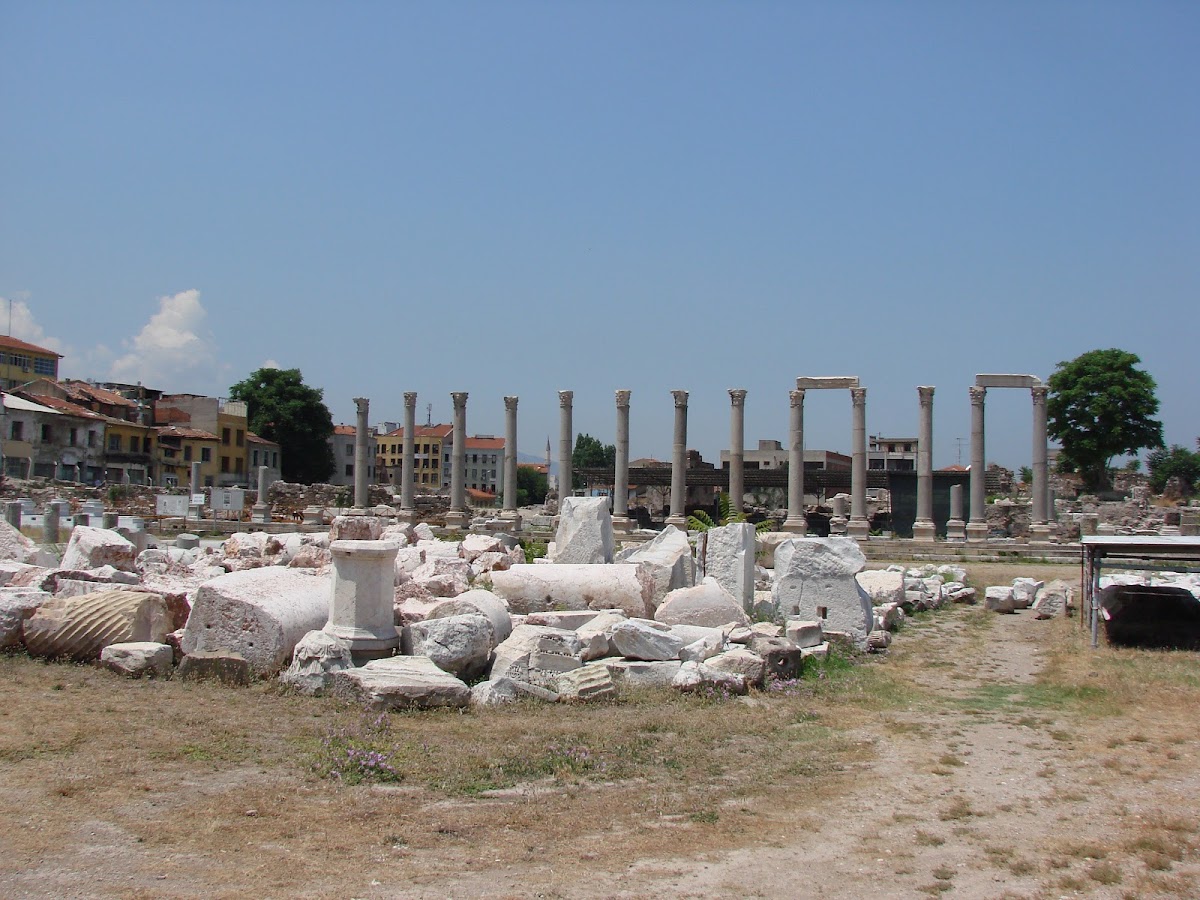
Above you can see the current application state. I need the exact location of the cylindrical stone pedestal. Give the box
[5,501,21,530]
[830,495,849,535]
[667,390,688,527]
[325,540,401,664]
[102,511,119,530]
[43,504,61,544]
[613,390,631,531]
[946,484,966,541]
[252,465,271,524]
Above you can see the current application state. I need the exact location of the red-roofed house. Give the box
[328,423,376,488]
[0,335,61,389]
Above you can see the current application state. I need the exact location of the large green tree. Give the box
[1047,349,1163,491]
[1147,444,1200,496]
[516,465,549,507]
[572,433,615,489]
[229,367,335,484]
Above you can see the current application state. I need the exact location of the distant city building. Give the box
[868,435,917,472]
[719,440,852,473]
[328,423,376,487]
[0,335,61,389]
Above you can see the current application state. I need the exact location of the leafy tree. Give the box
[1147,444,1200,496]
[572,433,615,489]
[687,492,776,534]
[516,465,549,507]
[1046,349,1163,491]
[1018,466,1033,485]
[229,367,335,484]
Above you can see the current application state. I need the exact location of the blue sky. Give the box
[2,2,1196,470]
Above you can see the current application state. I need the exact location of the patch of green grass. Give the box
[953,681,1114,717]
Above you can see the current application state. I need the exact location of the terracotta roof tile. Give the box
[0,334,62,358]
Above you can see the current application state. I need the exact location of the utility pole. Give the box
[955,437,966,467]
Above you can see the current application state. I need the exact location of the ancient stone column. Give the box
[4,501,20,530]
[43,502,60,544]
[502,396,519,521]
[102,511,119,530]
[830,494,849,535]
[1029,384,1052,543]
[446,392,469,528]
[399,391,417,522]
[353,397,370,510]
[325,540,401,664]
[613,390,632,531]
[946,484,966,541]
[558,390,573,509]
[913,386,936,542]
[188,460,204,520]
[783,389,807,533]
[967,386,988,542]
[728,389,747,515]
[667,390,689,527]
[848,387,870,538]
[252,465,271,524]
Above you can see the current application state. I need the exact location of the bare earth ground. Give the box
[3,560,1200,899]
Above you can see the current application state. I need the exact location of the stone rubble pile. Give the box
[982,576,1077,618]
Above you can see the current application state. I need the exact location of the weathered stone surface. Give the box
[0,587,50,649]
[946,584,977,604]
[280,630,353,694]
[470,677,518,707]
[552,496,614,564]
[611,619,685,661]
[332,655,470,710]
[755,532,791,569]
[866,630,892,653]
[672,660,748,695]
[0,520,40,564]
[772,538,873,647]
[181,568,329,675]
[100,641,173,678]
[403,613,494,680]
[491,624,583,685]
[985,585,1017,614]
[705,648,767,687]
[460,533,504,562]
[329,515,384,542]
[1011,578,1043,610]
[23,589,174,661]
[604,658,683,688]
[556,661,618,701]
[785,619,824,649]
[855,570,906,607]
[703,522,756,609]
[746,634,803,679]
[1033,579,1074,619]
[222,531,269,560]
[59,526,136,573]
[177,650,252,686]
[619,525,694,609]
[575,611,628,661]
[527,610,601,630]
[490,563,654,619]
[426,589,512,644]
[654,577,748,629]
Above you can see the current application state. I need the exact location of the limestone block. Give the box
[669,624,727,660]
[575,611,628,661]
[866,630,892,653]
[100,641,174,678]
[59,526,136,573]
[855,570,906,607]
[1033,579,1075,620]
[604,658,683,688]
[512,680,559,702]
[288,545,332,569]
[394,546,426,579]
[937,565,968,584]
[946,584,977,604]
[755,532,791,569]
[330,515,384,542]
[654,577,748,629]
[426,589,512,644]
[0,561,45,587]
[750,622,781,637]
[0,588,51,648]
[461,533,504,562]
[221,531,269,560]
[705,648,767,687]
[771,537,873,647]
[528,610,602,630]
[703,522,756,609]
[784,619,824,649]
[801,642,829,661]
[751,590,776,620]
[471,677,518,707]
[611,619,685,661]
[1011,578,1043,610]
[490,563,654,619]
[413,523,437,541]
[175,533,200,550]
[403,613,495,681]
[491,624,582,684]
[746,634,802,679]
[332,655,471,710]
[0,520,40,564]
[556,661,617,701]
[181,567,329,675]
[394,587,438,626]
[23,589,174,661]
[552,496,614,564]
[985,585,1017,614]
[280,630,353,695]
[672,660,748,695]
[470,551,512,579]
[177,651,252,686]
[619,525,694,609]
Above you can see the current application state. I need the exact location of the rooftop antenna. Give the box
[426,403,432,427]
[955,437,966,466]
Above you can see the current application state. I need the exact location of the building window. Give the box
[9,420,22,441]
[33,357,56,376]
[345,464,353,476]
[272,452,278,468]
[252,449,259,466]
[345,443,354,456]
[130,435,139,452]
[201,447,211,463]
[143,436,152,452]
[236,429,245,447]
[89,431,98,448]
[235,457,243,474]
[184,445,193,461]
[222,427,231,445]
[69,428,78,446]
[11,354,29,370]
[40,423,51,442]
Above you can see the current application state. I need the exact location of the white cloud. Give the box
[110,289,219,390]
[1,295,68,355]
[261,359,281,370]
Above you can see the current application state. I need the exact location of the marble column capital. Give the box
[451,391,468,410]
[969,385,987,406]
[728,389,747,407]
[918,385,935,405]
[615,389,631,408]
[671,389,689,408]
[1031,384,1048,406]
[850,386,867,408]
[789,389,805,407]
[403,392,417,408]
[558,390,574,407]
[354,397,369,415]
[504,395,519,411]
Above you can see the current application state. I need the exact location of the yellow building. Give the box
[156,425,221,488]
[0,335,61,390]
[376,424,452,488]
[156,395,250,487]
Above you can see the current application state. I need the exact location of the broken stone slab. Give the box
[59,526,137,573]
[460,533,504,562]
[670,624,727,662]
[771,537,873,647]
[754,532,792,570]
[702,522,756,610]
[332,655,471,711]
[618,525,695,608]
[470,677,519,707]
[100,641,174,678]
[611,618,686,661]
[0,520,40,564]
[1011,578,1043,610]
[329,515,385,542]
[490,563,655,619]
[0,587,50,649]
[801,642,829,661]
[280,630,354,695]
[866,630,892,653]
[875,603,906,632]
[575,611,629,661]
[946,584,977,604]
[555,661,618,701]
[784,619,824,649]
[402,613,495,681]
[654,577,749,629]
[512,679,559,702]
[604,658,683,688]
[855,570,906,607]
[23,589,175,661]
[552,496,614,564]
[746,634,803,679]
[672,660,748,696]
[425,589,512,644]
[526,609,602,630]
[985,585,1017,614]
[490,624,583,685]
[221,531,269,560]
[177,650,252,686]
[704,648,767,687]
[1033,579,1075,620]
[181,567,329,676]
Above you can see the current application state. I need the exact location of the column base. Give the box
[847,517,871,539]
[945,518,966,541]
[302,506,324,526]
[829,516,848,536]
[966,521,989,543]
[323,624,399,666]
[665,515,688,529]
[497,510,522,531]
[611,515,634,534]
[444,509,470,530]
[396,507,419,524]
[250,504,271,524]
[912,520,936,542]
[1029,523,1054,544]
[781,516,807,535]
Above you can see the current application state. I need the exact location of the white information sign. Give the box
[210,488,245,512]
[156,495,189,517]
